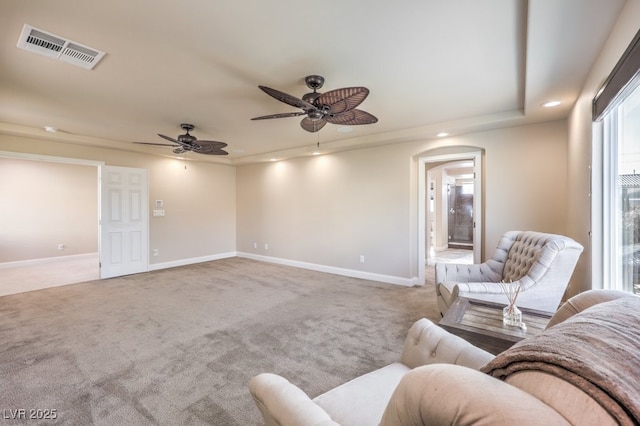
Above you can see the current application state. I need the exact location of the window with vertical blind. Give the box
[593,29,640,294]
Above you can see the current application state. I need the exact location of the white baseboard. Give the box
[237,252,421,287]
[0,252,422,291]
[148,252,237,271]
[0,252,98,269]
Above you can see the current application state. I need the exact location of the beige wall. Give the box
[2,119,572,286]
[237,146,413,279]
[0,135,236,265]
[567,0,640,295]
[146,157,236,263]
[475,121,569,249]
[0,157,97,262]
[1,120,571,286]
[237,120,570,283]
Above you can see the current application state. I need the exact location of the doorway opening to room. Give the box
[427,160,476,263]
[446,169,475,249]
[0,152,149,296]
[417,149,482,284]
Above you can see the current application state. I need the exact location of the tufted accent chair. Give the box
[435,230,584,316]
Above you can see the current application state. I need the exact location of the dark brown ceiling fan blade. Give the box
[133,142,180,147]
[251,111,307,120]
[193,140,229,155]
[194,144,229,155]
[259,85,316,111]
[199,149,228,155]
[300,117,327,132]
[158,133,182,144]
[196,140,228,148]
[326,109,378,125]
[317,87,369,114]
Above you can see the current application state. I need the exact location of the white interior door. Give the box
[99,165,148,279]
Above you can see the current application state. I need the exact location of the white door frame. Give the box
[417,150,482,284]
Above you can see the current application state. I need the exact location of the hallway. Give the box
[0,254,99,297]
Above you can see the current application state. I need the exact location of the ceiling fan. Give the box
[134,123,228,155]
[251,75,378,133]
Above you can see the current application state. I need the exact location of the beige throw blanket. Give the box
[481,297,640,425]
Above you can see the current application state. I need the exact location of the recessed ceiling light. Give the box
[542,100,561,108]
[269,158,277,162]
[312,151,321,156]
[337,126,353,133]
[44,126,57,133]
[436,132,449,137]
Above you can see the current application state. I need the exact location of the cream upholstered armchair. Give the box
[250,290,639,425]
[250,318,495,426]
[435,230,584,316]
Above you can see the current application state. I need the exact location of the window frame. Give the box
[593,28,640,293]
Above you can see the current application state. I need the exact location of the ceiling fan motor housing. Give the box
[307,110,324,121]
[178,134,196,143]
[178,123,196,143]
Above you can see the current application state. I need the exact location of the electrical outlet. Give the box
[264,243,269,250]
[153,249,159,257]
[57,244,65,250]
[360,255,365,263]
[253,242,258,249]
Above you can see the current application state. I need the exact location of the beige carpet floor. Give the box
[0,257,440,425]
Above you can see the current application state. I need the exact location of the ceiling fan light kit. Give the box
[251,75,378,133]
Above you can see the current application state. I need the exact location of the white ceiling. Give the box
[0,0,627,165]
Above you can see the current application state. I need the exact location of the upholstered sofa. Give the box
[435,230,584,316]
[250,289,640,425]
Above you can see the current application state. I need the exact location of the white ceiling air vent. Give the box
[17,24,106,70]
